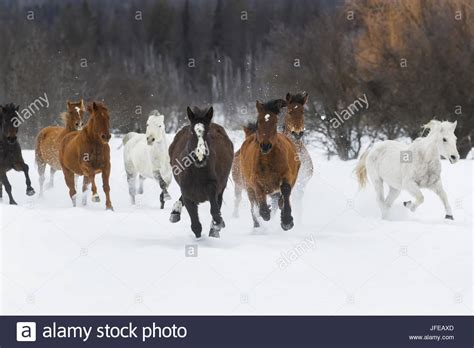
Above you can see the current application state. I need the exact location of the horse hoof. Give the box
[403,201,411,207]
[445,214,454,220]
[10,201,18,205]
[209,229,220,238]
[92,194,100,203]
[163,192,172,201]
[281,220,294,231]
[26,188,35,196]
[106,206,114,211]
[137,188,144,195]
[170,212,181,223]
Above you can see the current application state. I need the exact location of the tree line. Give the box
[0,0,472,159]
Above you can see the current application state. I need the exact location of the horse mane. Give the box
[287,92,307,104]
[244,122,258,134]
[261,99,287,114]
[1,103,18,116]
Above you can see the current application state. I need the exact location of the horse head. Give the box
[87,101,111,144]
[146,111,165,145]
[0,103,20,144]
[255,99,287,155]
[186,106,213,168]
[423,120,459,164]
[284,92,308,140]
[65,99,85,130]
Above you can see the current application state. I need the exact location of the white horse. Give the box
[123,111,172,208]
[355,120,459,220]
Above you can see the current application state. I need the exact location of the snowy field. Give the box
[1,132,472,315]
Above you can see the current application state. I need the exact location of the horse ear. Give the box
[93,102,98,111]
[303,92,309,104]
[67,101,72,109]
[452,120,457,130]
[286,93,291,102]
[87,103,94,114]
[205,106,213,122]
[15,105,20,111]
[80,99,85,109]
[278,99,287,109]
[256,100,264,113]
[186,107,195,121]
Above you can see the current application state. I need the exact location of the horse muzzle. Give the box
[260,143,273,155]
[291,131,304,140]
[6,136,17,144]
[449,155,459,164]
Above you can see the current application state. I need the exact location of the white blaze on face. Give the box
[194,123,206,161]
[75,106,81,115]
[265,114,270,122]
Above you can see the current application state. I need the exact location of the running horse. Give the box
[59,101,113,210]
[239,99,301,230]
[0,103,35,204]
[35,100,85,195]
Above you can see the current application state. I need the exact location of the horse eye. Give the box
[443,138,447,142]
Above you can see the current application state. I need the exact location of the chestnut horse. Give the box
[169,106,233,238]
[282,92,313,203]
[231,124,256,217]
[239,99,300,230]
[59,102,113,210]
[35,100,85,195]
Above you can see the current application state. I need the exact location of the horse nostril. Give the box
[450,155,456,160]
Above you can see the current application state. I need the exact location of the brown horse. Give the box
[35,100,85,195]
[239,99,300,230]
[169,106,234,238]
[231,124,256,217]
[283,92,313,200]
[59,101,113,210]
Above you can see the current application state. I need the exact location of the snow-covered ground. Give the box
[1,132,472,315]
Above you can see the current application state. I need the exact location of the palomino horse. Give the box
[35,100,85,195]
[283,92,313,201]
[356,120,459,220]
[59,102,113,210]
[169,106,233,238]
[123,110,172,208]
[239,99,300,230]
[0,103,35,204]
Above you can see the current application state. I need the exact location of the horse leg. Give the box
[90,174,100,203]
[154,170,171,209]
[270,192,281,218]
[373,178,388,219]
[208,187,224,238]
[126,172,137,205]
[81,176,90,206]
[1,172,17,205]
[170,196,184,223]
[183,197,202,238]
[280,182,294,231]
[102,166,113,210]
[232,183,242,218]
[63,168,77,206]
[37,158,46,196]
[430,180,454,220]
[384,186,401,208]
[0,182,2,199]
[45,167,55,189]
[256,187,270,221]
[247,188,260,228]
[17,162,35,196]
[138,175,145,194]
[403,181,424,213]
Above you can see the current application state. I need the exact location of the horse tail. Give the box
[35,129,47,167]
[355,149,370,189]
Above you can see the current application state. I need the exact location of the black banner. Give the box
[1,316,473,347]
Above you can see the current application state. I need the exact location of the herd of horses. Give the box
[0,90,461,239]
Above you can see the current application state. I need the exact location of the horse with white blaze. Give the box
[123,110,172,208]
[355,120,459,220]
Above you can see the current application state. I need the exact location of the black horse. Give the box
[169,106,233,238]
[0,104,35,204]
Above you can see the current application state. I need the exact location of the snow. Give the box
[1,133,472,315]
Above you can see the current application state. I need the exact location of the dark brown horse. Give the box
[59,102,113,210]
[0,103,35,204]
[169,106,233,238]
[35,100,85,195]
[239,99,300,230]
[283,92,313,201]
